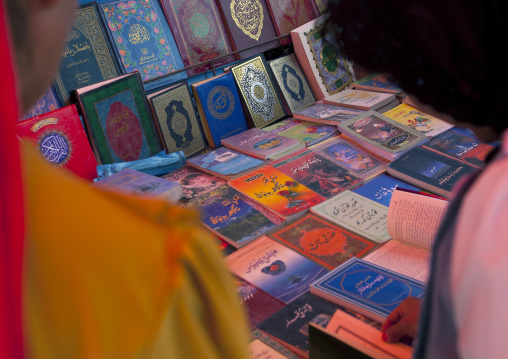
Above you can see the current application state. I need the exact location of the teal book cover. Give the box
[101,0,186,92]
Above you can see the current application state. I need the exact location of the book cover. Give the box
[256,292,340,356]
[231,55,286,128]
[421,129,494,168]
[101,0,186,91]
[215,0,279,59]
[229,166,326,220]
[148,82,207,157]
[386,147,478,198]
[77,72,164,165]
[313,0,327,14]
[323,89,396,111]
[383,103,454,138]
[271,149,362,199]
[265,0,316,45]
[310,190,391,243]
[311,136,388,180]
[263,119,338,147]
[268,54,316,114]
[160,0,234,75]
[235,277,286,328]
[191,72,249,148]
[188,185,280,248]
[250,330,300,359]
[291,16,353,100]
[226,236,328,304]
[54,3,122,105]
[352,174,420,207]
[91,168,182,202]
[338,111,429,161]
[221,128,303,160]
[22,86,61,121]
[161,165,226,199]
[352,73,402,94]
[186,147,266,180]
[310,258,425,323]
[269,213,378,270]
[293,103,365,125]
[16,105,98,181]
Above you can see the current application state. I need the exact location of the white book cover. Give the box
[323,89,396,111]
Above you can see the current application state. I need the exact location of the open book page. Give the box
[322,309,413,359]
[387,189,448,250]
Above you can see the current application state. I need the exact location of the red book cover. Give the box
[16,105,98,181]
[265,0,317,45]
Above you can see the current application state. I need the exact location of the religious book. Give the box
[215,0,279,59]
[310,190,391,244]
[265,0,316,45]
[271,149,363,199]
[225,236,329,304]
[337,111,429,161]
[100,0,186,92]
[382,103,454,138]
[147,82,207,157]
[250,330,301,359]
[54,2,122,105]
[268,54,316,114]
[293,103,365,126]
[323,89,396,111]
[186,147,267,180]
[161,165,227,200]
[352,173,420,207]
[291,16,353,100]
[310,258,425,323]
[312,0,327,15]
[351,73,403,95]
[269,213,378,270]
[230,55,287,128]
[16,105,98,181]
[421,129,494,169]
[160,0,234,75]
[187,185,282,248]
[234,277,286,328]
[221,128,304,160]
[386,147,478,198]
[310,135,388,180]
[91,168,183,202]
[191,72,248,148]
[229,166,326,221]
[22,86,61,121]
[262,119,338,147]
[76,72,164,165]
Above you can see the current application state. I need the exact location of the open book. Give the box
[363,188,448,282]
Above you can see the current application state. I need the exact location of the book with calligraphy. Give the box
[147,82,207,158]
[352,73,403,95]
[265,0,317,45]
[76,72,164,165]
[323,89,396,112]
[100,0,186,92]
[231,55,287,128]
[161,165,226,200]
[310,258,425,323]
[352,174,420,207]
[293,103,365,126]
[191,72,248,148]
[22,86,61,121]
[215,0,279,59]
[186,147,267,180]
[16,105,98,181]
[262,119,338,147]
[269,213,378,270]
[291,16,353,100]
[229,165,325,221]
[226,236,328,304]
[337,110,429,161]
[249,330,301,359]
[160,0,234,75]
[271,149,363,199]
[54,2,122,105]
[188,185,282,248]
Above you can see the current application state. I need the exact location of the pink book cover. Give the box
[265,0,317,45]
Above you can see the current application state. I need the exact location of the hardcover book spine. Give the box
[191,85,215,147]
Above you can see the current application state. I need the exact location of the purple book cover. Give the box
[294,103,362,120]
[161,165,226,199]
[187,147,266,176]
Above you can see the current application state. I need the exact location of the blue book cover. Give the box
[54,2,123,105]
[353,174,420,207]
[101,0,186,92]
[187,147,266,180]
[192,72,249,148]
[310,258,425,323]
[22,86,61,120]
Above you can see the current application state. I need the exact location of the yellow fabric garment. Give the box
[21,142,249,359]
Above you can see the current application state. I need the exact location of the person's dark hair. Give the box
[326,0,508,133]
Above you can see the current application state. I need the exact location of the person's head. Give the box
[181,173,213,187]
[326,0,507,141]
[5,0,78,112]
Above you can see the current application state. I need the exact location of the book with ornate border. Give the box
[22,86,61,121]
